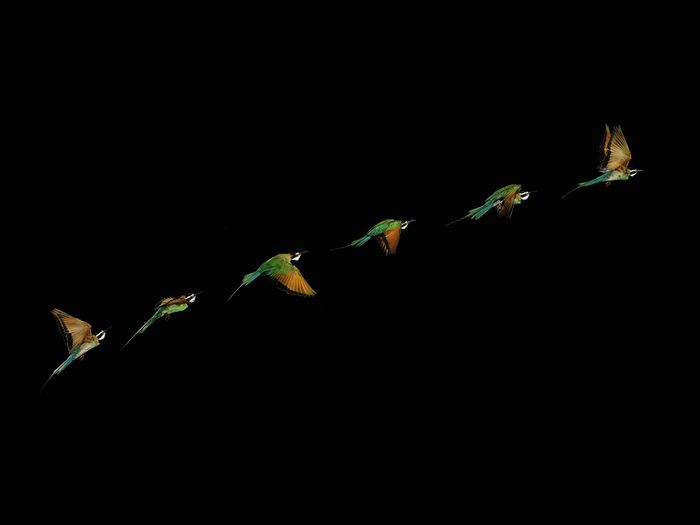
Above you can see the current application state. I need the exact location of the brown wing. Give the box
[604,125,632,170]
[374,235,389,255]
[156,296,186,309]
[382,226,402,255]
[51,309,93,352]
[598,124,613,169]
[271,266,316,297]
[496,190,517,218]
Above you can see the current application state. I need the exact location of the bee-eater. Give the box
[445,184,531,224]
[563,124,642,198]
[332,219,415,255]
[120,292,200,351]
[227,252,316,300]
[42,309,107,392]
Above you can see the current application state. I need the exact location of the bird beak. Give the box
[300,250,309,255]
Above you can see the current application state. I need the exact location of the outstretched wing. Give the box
[270,266,316,297]
[603,125,632,171]
[495,185,520,218]
[156,296,186,309]
[51,309,93,352]
[378,226,401,255]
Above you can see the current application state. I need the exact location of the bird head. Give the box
[291,251,308,261]
[96,329,108,341]
[400,219,416,230]
[629,169,643,177]
[520,189,537,201]
[185,292,199,303]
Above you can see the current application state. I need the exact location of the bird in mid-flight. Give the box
[227,252,316,300]
[446,184,532,224]
[42,309,107,392]
[333,219,415,255]
[563,124,642,198]
[120,292,201,351]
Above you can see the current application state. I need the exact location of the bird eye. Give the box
[188,294,196,303]
[97,331,106,341]
[521,192,530,201]
[291,253,301,261]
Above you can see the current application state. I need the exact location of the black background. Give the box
[18,12,689,503]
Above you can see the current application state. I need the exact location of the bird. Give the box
[445,184,532,224]
[227,252,316,300]
[332,219,415,255]
[42,309,107,392]
[563,124,642,198]
[120,292,201,351]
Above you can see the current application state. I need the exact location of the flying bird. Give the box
[42,309,107,392]
[563,124,642,198]
[332,219,415,255]
[120,292,201,351]
[227,252,316,300]
[445,184,532,224]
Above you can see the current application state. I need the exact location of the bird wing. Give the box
[598,124,613,169]
[51,309,93,352]
[603,125,632,170]
[381,226,401,255]
[495,186,520,218]
[156,296,185,309]
[270,266,316,296]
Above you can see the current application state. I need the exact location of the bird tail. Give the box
[466,204,492,221]
[120,311,163,351]
[563,174,609,198]
[227,271,261,302]
[330,235,371,251]
[562,185,583,199]
[445,215,468,227]
[40,353,77,393]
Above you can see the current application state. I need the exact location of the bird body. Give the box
[228,252,316,300]
[337,219,414,255]
[563,124,640,197]
[446,184,531,224]
[42,309,106,391]
[120,293,199,351]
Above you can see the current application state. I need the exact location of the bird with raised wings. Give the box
[120,292,201,351]
[42,309,107,392]
[446,184,532,224]
[563,124,642,198]
[333,219,415,255]
[227,252,316,300]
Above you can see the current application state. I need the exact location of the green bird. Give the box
[227,252,316,301]
[563,124,642,198]
[42,309,107,392]
[120,292,201,351]
[333,219,415,255]
[445,184,532,224]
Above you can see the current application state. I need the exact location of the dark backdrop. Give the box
[22,25,684,494]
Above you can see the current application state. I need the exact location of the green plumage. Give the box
[350,219,402,247]
[228,252,316,299]
[446,184,525,224]
[120,294,197,351]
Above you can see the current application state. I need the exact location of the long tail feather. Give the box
[120,311,162,351]
[331,235,371,251]
[563,174,610,198]
[40,353,77,393]
[562,185,582,199]
[466,204,493,221]
[227,271,261,302]
[445,215,468,227]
